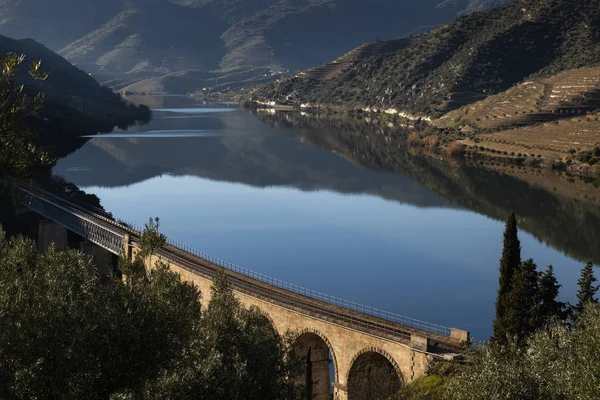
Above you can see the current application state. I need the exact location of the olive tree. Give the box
[445,304,600,400]
[0,53,51,178]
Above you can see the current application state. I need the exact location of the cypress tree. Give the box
[503,259,539,343]
[573,262,599,320]
[535,265,567,328]
[493,212,522,342]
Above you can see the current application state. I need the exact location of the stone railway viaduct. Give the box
[10,180,469,400]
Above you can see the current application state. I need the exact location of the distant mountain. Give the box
[0,0,490,75]
[0,34,150,157]
[59,1,226,74]
[0,0,125,50]
[183,0,454,70]
[254,0,600,116]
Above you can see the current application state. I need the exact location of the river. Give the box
[53,95,600,340]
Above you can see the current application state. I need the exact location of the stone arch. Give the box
[293,328,338,400]
[346,347,404,400]
[246,305,279,335]
[296,328,339,382]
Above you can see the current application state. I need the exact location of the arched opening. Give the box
[347,350,403,400]
[293,331,336,400]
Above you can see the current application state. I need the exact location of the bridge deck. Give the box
[10,179,465,352]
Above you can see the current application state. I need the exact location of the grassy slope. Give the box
[254,0,600,116]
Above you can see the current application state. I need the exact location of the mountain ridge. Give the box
[0,0,497,74]
[253,0,600,116]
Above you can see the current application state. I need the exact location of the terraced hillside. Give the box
[459,114,600,161]
[301,38,422,81]
[436,67,600,130]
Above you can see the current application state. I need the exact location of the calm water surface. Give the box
[54,97,600,340]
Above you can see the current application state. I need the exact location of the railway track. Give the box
[10,178,463,353]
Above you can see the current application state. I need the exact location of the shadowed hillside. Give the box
[0,0,124,49]
[58,1,226,74]
[0,34,150,158]
[1,0,488,76]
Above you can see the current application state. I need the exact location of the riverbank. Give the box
[243,100,600,184]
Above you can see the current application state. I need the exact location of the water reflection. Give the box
[255,111,600,266]
[53,99,600,339]
[83,130,249,138]
[153,108,237,113]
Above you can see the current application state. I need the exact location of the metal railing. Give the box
[161,236,451,336]
[12,179,452,337]
[19,188,125,255]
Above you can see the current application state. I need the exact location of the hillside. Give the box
[121,66,274,95]
[58,1,226,74]
[254,0,600,116]
[0,34,150,158]
[185,0,454,70]
[300,38,423,81]
[436,66,600,129]
[1,0,479,76]
[437,0,510,15]
[0,0,124,50]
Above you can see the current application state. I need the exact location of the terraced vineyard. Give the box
[300,38,422,81]
[459,113,600,162]
[436,66,600,130]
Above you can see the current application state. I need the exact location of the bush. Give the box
[424,136,439,149]
[447,141,466,156]
[444,305,600,400]
[407,132,423,146]
[393,375,447,400]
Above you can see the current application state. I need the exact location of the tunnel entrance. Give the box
[347,351,403,400]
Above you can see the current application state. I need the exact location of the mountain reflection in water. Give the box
[53,99,600,339]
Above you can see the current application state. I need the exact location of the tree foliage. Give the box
[0,226,199,399]
[0,53,51,178]
[0,225,302,399]
[572,261,599,319]
[502,259,539,344]
[138,217,166,260]
[535,265,567,327]
[493,212,521,343]
[445,304,600,400]
[138,269,303,400]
